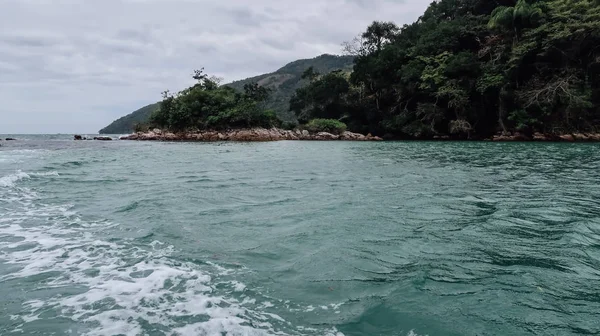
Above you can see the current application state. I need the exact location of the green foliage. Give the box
[314,0,600,137]
[100,54,354,132]
[290,70,351,123]
[150,72,280,131]
[304,119,347,135]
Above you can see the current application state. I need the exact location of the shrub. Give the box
[281,121,298,130]
[133,123,150,133]
[305,119,347,135]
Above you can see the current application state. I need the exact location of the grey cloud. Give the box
[0,0,429,133]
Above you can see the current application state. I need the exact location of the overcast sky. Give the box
[0,0,429,134]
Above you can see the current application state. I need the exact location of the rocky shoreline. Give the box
[78,129,600,142]
[487,132,600,142]
[118,128,384,142]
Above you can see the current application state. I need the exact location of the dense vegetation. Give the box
[99,55,353,133]
[103,0,600,139]
[148,70,279,131]
[292,0,600,138]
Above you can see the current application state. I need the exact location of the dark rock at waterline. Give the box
[93,136,113,141]
[5,138,16,141]
[74,135,83,140]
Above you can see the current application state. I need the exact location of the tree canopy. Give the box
[293,0,600,138]
[149,70,279,131]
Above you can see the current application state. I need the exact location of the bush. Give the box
[133,123,150,133]
[281,121,298,130]
[305,119,347,135]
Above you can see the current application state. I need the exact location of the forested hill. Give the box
[99,54,353,134]
[99,103,160,134]
[291,0,600,138]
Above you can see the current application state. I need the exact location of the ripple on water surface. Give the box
[0,139,599,336]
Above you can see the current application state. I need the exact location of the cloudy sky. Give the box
[0,0,429,134]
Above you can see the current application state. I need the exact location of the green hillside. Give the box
[99,103,160,134]
[99,54,354,134]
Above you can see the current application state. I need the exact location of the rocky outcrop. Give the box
[5,138,16,141]
[119,128,383,142]
[490,132,600,142]
[93,136,113,141]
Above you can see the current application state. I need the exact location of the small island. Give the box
[117,69,381,142]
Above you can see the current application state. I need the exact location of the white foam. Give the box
[0,170,30,187]
[0,198,319,336]
[0,178,348,336]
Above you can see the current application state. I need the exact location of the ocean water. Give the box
[1,135,599,336]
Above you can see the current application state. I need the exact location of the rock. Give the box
[153,128,162,135]
[513,132,530,141]
[340,131,366,141]
[301,130,310,137]
[93,136,112,141]
[315,132,339,140]
[492,135,514,141]
[588,133,600,141]
[218,133,227,140]
[533,132,548,141]
[295,129,302,136]
[5,138,16,141]
[74,135,83,140]
[573,133,589,141]
[560,134,575,142]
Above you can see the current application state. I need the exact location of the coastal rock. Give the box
[560,134,575,142]
[533,132,549,141]
[5,138,16,141]
[120,128,384,142]
[153,128,162,135]
[315,132,339,140]
[93,136,112,141]
[588,133,600,141]
[573,133,589,141]
[513,132,530,141]
[74,135,83,140]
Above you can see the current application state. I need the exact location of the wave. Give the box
[0,171,30,187]
[0,181,343,336]
[0,170,59,188]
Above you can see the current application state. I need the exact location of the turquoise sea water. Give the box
[0,135,599,336]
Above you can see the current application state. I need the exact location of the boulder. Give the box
[588,133,600,141]
[533,132,549,141]
[301,130,310,137]
[492,135,514,141]
[560,134,575,142]
[315,132,339,140]
[74,135,83,140]
[513,132,530,141]
[340,131,366,141]
[93,136,113,141]
[153,128,162,135]
[573,133,589,141]
[5,138,16,141]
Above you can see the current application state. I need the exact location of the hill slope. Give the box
[99,54,354,134]
[99,103,160,134]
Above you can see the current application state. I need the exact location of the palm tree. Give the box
[488,0,544,38]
